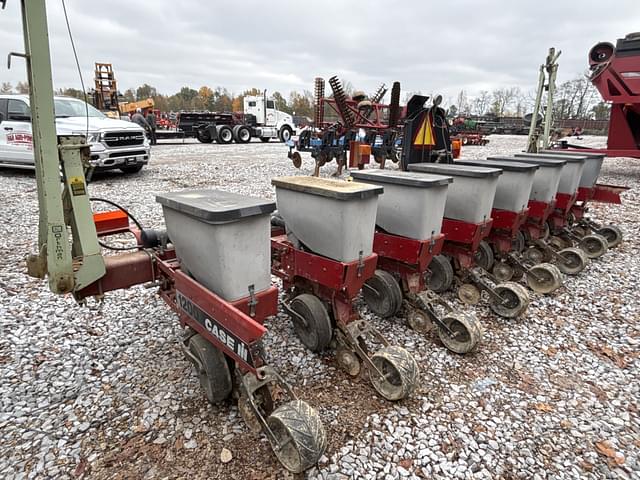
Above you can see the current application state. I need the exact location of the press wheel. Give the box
[475,240,495,271]
[596,225,623,248]
[557,247,588,275]
[526,263,563,294]
[427,255,454,293]
[492,261,514,282]
[579,234,609,259]
[266,400,327,473]
[490,282,530,318]
[188,334,233,404]
[437,314,483,354]
[363,270,403,318]
[368,346,419,401]
[458,283,481,305]
[406,308,432,333]
[289,294,333,352]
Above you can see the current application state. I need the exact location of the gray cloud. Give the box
[1,0,638,102]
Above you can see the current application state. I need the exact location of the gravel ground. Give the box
[0,135,638,479]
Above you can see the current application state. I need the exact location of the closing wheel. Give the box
[596,225,623,248]
[572,226,587,238]
[266,400,327,473]
[458,283,481,305]
[368,346,419,401]
[289,294,333,352]
[475,241,494,271]
[336,347,361,376]
[188,334,233,404]
[493,261,514,282]
[437,314,483,354]
[427,255,454,293]
[363,270,403,318]
[490,282,530,318]
[291,151,302,169]
[579,234,609,259]
[406,309,432,333]
[557,247,588,275]
[549,235,570,250]
[523,247,545,264]
[526,263,563,294]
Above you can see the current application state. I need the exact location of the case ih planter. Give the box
[514,153,610,260]
[88,191,327,473]
[454,159,564,294]
[407,163,530,319]
[350,169,483,354]
[489,156,591,276]
[271,176,419,401]
[540,150,627,248]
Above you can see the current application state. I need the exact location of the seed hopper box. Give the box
[156,189,276,301]
[271,176,382,262]
[407,163,501,223]
[350,169,452,240]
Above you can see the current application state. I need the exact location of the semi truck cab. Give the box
[244,93,295,142]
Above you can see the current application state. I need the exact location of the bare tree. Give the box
[456,90,470,116]
[0,82,12,94]
[15,81,29,94]
[472,90,491,115]
[490,87,518,117]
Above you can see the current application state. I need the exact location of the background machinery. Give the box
[288,77,460,176]
[560,32,640,158]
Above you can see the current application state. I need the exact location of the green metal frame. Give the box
[12,0,105,295]
[527,48,561,153]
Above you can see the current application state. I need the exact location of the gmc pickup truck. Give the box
[0,95,150,173]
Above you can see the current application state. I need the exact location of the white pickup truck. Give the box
[0,95,150,174]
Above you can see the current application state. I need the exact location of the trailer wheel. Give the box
[438,313,483,354]
[596,225,623,248]
[557,247,588,275]
[233,125,252,143]
[260,137,271,143]
[578,234,609,259]
[475,241,494,271]
[216,125,234,144]
[196,130,214,143]
[289,294,333,352]
[490,282,530,318]
[363,270,403,318]
[369,346,418,401]
[427,255,454,293]
[279,125,293,142]
[266,400,327,473]
[187,334,233,404]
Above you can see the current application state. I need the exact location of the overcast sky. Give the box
[0,0,638,103]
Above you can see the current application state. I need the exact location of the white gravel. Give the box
[0,135,638,479]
